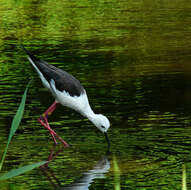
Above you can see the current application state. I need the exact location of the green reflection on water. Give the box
[0,0,191,189]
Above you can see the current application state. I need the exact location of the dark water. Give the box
[1,1,191,189]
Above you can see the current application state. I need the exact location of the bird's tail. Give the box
[20,45,44,79]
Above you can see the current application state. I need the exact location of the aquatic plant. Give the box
[0,80,32,170]
[113,156,121,190]
[182,164,187,190]
[0,79,46,180]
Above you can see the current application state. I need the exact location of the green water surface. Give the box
[0,0,191,189]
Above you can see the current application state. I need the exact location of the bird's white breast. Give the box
[50,79,93,116]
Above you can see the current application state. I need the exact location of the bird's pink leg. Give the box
[38,118,58,144]
[43,101,57,118]
[42,117,69,147]
[38,101,69,147]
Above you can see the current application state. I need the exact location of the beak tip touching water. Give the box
[104,132,110,150]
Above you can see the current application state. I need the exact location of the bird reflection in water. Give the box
[40,146,110,189]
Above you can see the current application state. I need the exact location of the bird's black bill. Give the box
[104,132,110,150]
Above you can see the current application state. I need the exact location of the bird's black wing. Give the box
[22,46,85,97]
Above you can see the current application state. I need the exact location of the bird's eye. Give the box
[101,126,105,129]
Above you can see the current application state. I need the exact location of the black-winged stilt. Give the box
[22,46,110,148]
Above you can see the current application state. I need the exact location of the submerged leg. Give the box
[38,101,69,147]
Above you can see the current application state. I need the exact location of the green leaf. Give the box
[113,156,121,190]
[182,164,187,190]
[0,79,32,170]
[0,161,46,180]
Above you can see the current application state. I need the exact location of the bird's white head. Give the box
[90,114,110,133]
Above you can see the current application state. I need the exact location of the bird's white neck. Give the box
[82,107,106,131]
[79,105,101,127]
[81,106,97,122]
[79,103,110,133]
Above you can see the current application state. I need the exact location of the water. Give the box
[0,1,191,189]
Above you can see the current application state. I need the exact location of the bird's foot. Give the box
[53,131,69,147]
[47,126,69,147]
[59,138,69,148]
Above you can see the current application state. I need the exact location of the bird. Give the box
[21,46,110,148]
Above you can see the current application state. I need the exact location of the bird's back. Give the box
[23,47,85,97]
[35,60,84,97]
